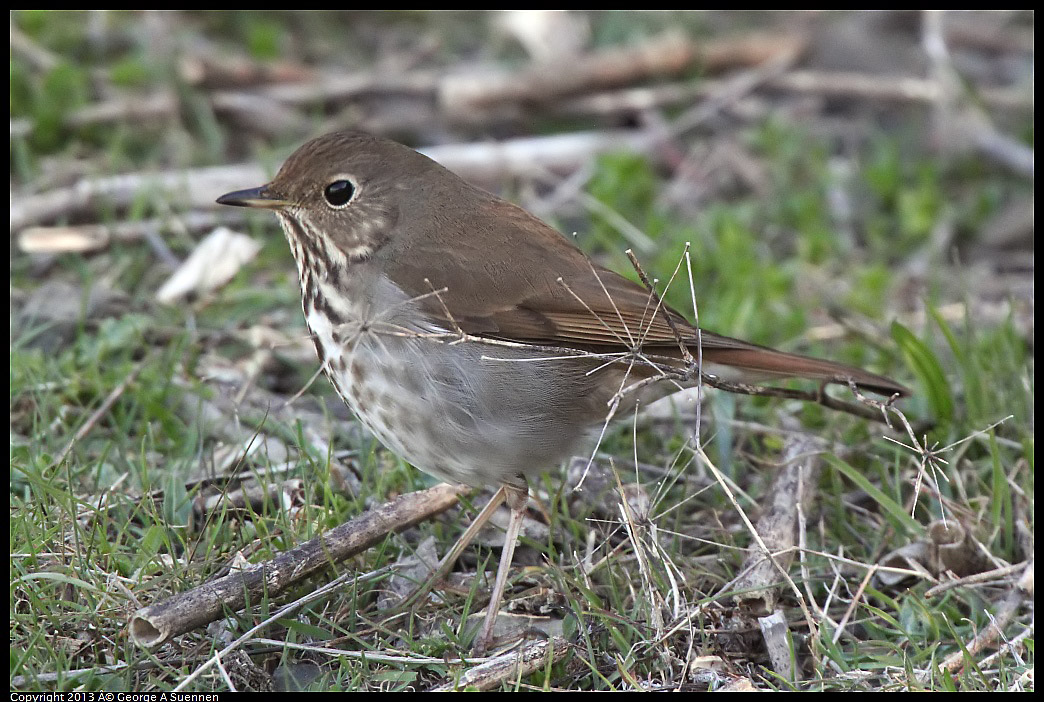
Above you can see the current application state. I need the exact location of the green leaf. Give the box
[139,524,167,558]
[926,302,964,365]
[14,572,103,594]
[825,455,921,533]
[989,433,1013,553]
[891,321,954,422]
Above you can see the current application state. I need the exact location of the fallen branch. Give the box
[427,636,572,692]
[924,560,1029,598]
[178,53,316,90]
[697,439,821,669]
[11,129,663,232]
[440,31,807,123]
[728,433,825,615]
[767,70,1032,113]
[129,483,467,648]
[12,90,311,143]
[919,559,1034,682]
[419,129,663,188]
[250,31,807,112]
[10,163,267,233]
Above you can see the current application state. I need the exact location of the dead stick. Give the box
[925,561,1029,598]
[10,164,268,233]
[923,559,1033,681]
[768,70,1032,113]
[11,130,661,232]
[730,434,825,614]
[428,636,572,692]
[439,31,809,118]
[129,483,467,648]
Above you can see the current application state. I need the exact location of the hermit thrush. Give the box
[218,130,907,653]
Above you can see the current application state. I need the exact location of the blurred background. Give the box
[10,11,1034,692]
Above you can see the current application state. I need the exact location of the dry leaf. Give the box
[156,226,260,303]
[495,10,590,62]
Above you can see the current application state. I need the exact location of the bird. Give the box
[217,130,907,653]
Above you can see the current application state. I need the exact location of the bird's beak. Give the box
[216,186,290,210]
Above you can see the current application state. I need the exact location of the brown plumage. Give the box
[218,130,908,653]
[280,132,907,397]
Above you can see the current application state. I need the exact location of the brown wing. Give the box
[387,198,678,340]
[385,195,908,396]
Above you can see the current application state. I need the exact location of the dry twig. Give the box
[428,636,572,692]
[130,483,467,648]
[918,560,1034,682]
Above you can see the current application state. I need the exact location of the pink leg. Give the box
[472,484,529,655]
[401,486,507,610]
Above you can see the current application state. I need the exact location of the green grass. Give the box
[10,10,1033,693]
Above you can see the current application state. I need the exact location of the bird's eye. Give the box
[323,180,356,207]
